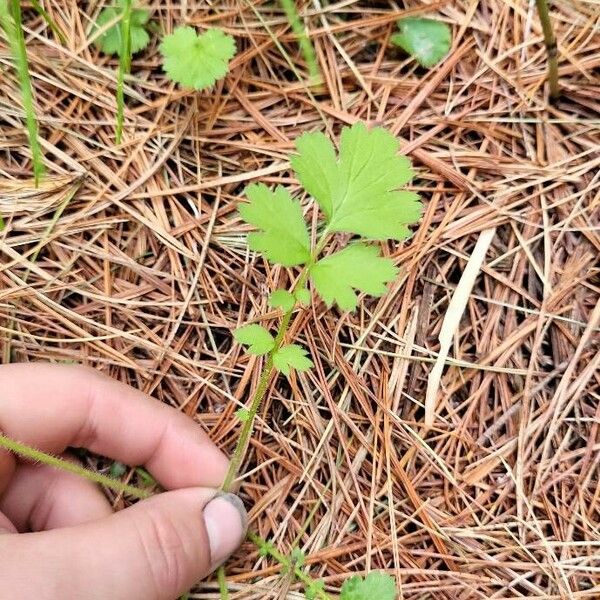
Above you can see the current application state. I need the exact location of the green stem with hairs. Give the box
[221,229,330,492]
[217,230,331,599]
[0,0,45,184]
[279,0,320,83]
[115,0,133,143]
[535,0,559,101]
[217,566,229,599]
[0,434,328,598]
[0,434,151,500]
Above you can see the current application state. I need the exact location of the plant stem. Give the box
[248,531,332,599]
[279,0,320,83]
[221,228,330,492]
[0,0,45,185]
[115,0,133,143]
[217,566,229,599]
[535,0,559,101]
[0,434,151,500]
[30,0,66,43]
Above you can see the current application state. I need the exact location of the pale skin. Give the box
[0,363,247,600]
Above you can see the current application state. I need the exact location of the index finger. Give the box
[0,363,229,489]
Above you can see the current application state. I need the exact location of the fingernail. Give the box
[203,492,247,567]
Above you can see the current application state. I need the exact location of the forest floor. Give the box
[0,1,599,598]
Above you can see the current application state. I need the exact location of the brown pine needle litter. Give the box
[1,1,599,598]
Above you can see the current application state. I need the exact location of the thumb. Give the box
[0,488,247,600]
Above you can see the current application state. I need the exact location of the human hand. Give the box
[0,363,247,600]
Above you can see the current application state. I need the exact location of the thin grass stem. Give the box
[30,0,66,43]
[116,0,133,144]
[535,0,560,101]
[0,0,45,184]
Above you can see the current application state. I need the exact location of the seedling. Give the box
[392,16,451,68]
[215,122,421,597]
[92,1,152,143]
[160,26,236,90]
[224,121,421,490]
[93,3,151,56]
[0,0,45,184]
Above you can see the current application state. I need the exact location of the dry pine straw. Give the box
[0,1,599,598]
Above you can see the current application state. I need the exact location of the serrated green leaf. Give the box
[310,244,398,311]
[235,407,250,422]
[93,5,150,56]
[295,288,311,305]
[305,579,325,599]
[292,122,421,241]
[160,26,236,90]
[340,572,396,600]
[269,289,295,312]
[240,184,311,266]
[391,17,451,68]
[291,130,338,220]
[273,344,313,375]
[233,324,275,355]
[291,547,306,567]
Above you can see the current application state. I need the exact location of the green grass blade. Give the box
[116,0,133,144]
[0,0,45,185]
[30,0,66,43]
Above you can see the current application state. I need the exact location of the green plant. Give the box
[534,0,559,100]
[279,0,320,82]
[92,1,151,143]
[160,26,236,90]
[215,121,421,597]
[339,572,397,599]
[0,0,45,184]
[391,16,451,68]
[93,3,151,56]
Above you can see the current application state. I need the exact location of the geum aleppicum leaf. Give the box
[93,4,151,56]
[340,572,397,600]
[233,324,274,356]
[310,244,398,311]
[269,289,295,312]
[391,17,452,68]
[160,26,236,90]
[272,344,313,376]
[240,184,311,267]
[291,122,422,241]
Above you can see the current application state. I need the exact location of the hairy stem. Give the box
[0,434,151,500]
[221,228,330,492]
[535,0,559,101]
[279,0,320,82]
[217,565,229,599]
[248,531,331,599]
[216,229,331,597]
[115,0,133,143]
[0,0,45,184]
